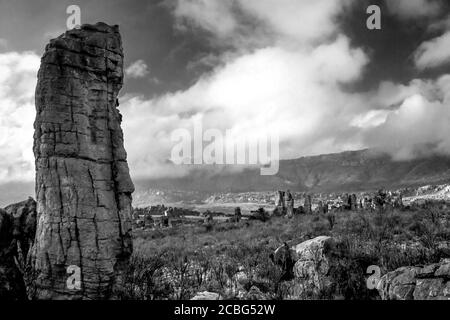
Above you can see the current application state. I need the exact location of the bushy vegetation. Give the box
[118,202,450,300]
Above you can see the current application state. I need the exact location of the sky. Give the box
[1,0,450,188]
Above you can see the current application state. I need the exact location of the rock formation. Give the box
[271,236,349,299]
[286,190,294,218]
[0,198,37,300]
[275,190,286,215]
[191,291,222,300]
[32,22,134,299]
[350,194,357,211]
[303,195,312,214]
[377,259,450,300]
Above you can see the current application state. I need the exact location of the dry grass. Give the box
[120,203,450,300]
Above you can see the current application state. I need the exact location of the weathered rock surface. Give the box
[377,259,450,300]
[272,236,349,298]
[0,198,37,300]
[191,291,222,300]
[32,22,134,299]
[303,195,312,214]
[242,285,269,300]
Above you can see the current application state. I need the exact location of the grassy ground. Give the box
[120,202,450,300]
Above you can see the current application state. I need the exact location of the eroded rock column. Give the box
[32,22,134,299]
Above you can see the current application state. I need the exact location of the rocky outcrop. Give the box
[242,286,269,300]
[350,194,357,210]
[377,259,450,300]
[303,195,312,214]
[191,291,222,300]
[271,236,349,299]
[0,198,37,300]
[32,22,134,299]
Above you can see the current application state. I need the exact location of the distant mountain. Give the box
[134,149,450,195]
[4,149,450,208]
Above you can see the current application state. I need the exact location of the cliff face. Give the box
[32,22,134,299]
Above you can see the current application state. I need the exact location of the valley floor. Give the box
[121,203,450,300]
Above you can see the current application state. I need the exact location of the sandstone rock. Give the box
[275,191,286,215]
[377,259,450,300]
[4,197,37,257]
[350,194,357,211]
[243,286,269,300]
[376,266,419,300]
[0,198,37,300]
[286,191,294,218]
[434,259,450,277]
[234,207,242,223]
[304,195,312,214]
[275,191,285,208]
[191,291,222,300]
[272,236,348,298]
[32,22,134,299]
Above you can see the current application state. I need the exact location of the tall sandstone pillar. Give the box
[32,23,134,299]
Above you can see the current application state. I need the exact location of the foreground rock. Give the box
[271,236,349,299]
[377,259,450,300]
[0,198,37,300]
[191,291,222,300]
[32,22,134,299]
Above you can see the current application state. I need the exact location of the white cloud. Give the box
[2,0,450,184]
[119,0,373,179]
[125,59,150,78]
[414,31,450,69]
[386,0,442,19]
[0,51,40,183]
[173,0,354,48]
[355,76,450,160]
[118,0,450,180]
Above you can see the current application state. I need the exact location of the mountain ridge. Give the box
[134,149,450,194]
[3,149,450,207]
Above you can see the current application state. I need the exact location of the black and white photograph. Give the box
[0,0,450,310]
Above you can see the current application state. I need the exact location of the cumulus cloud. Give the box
[237,0,354,44]
[351,76,450,160]
[125,59,150,78]
[414,31,450,69]
[118,0,450,180]
[120,0,373,179]
[0,51,40,183]
[2,0,450,184]
[386,0,442,19]
[172,0,354,48]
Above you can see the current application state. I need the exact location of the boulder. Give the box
[377,259,450,300]
[32,22,134,299]
[271,236,348,298]
[191,291,222,300]
[243,286,269,300]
